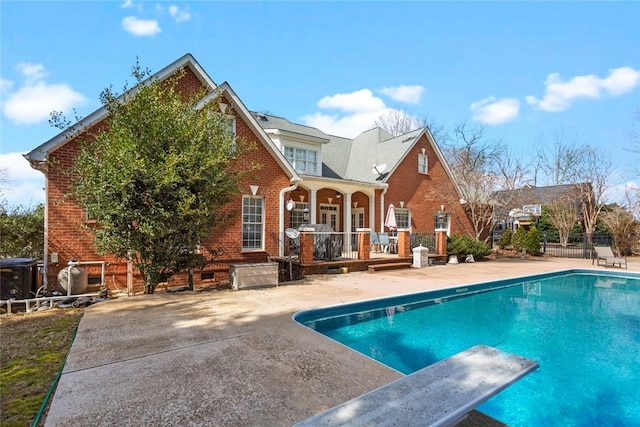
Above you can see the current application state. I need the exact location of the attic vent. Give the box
[402,137,413,143]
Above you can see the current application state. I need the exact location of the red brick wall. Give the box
[384,135,475,235]
[44,68,292,293]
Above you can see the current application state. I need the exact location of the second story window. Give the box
[418,154,428,174]
[395,208,410,229]
[284,146,318,175]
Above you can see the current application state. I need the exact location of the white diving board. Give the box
[295,344,538,427]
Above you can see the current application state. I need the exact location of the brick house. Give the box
[25,53,475,292]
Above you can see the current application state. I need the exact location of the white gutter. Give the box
[279,179,301,256]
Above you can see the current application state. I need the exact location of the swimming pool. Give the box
[294,269,640,426]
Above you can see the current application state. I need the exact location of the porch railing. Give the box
[282,231,360,261]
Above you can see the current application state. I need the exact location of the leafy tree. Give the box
[0,202,44,259]
[55,63,250,294]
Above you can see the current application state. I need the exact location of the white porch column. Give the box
[344,192,352,251]
[310,189,317,224]
[369,193,376,233]
[380,192,386,232]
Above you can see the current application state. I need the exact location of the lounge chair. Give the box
[592,246,627,269]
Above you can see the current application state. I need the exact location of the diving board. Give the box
[295,345,538,427]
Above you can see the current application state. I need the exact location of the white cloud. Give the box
[302,109,394,139]
[122,16,161,36]
[0,152,45,208]
[527,67,640,112]
[317,89,385,113]
[2,63,87,125]
[379,85,424,104]
[17,63,46,83]
[169,5,191,23]
[471,97,520,125]
[120,0,143,13]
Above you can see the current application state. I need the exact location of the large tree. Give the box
[55,63,250,294]
[443,122,530,241]
[536,129,611,239]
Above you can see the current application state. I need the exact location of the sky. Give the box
[1,1,639,209]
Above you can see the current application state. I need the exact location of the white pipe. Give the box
[279,180,301,257]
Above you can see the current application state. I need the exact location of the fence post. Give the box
[543,232,547,254]
[583,233,588,259]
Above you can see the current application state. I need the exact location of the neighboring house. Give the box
[25,53,475,291]
[493,184,587,235]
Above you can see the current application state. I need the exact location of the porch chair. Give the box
[370,232,380,253]
[378,233,390,254]
[592,246,627,269]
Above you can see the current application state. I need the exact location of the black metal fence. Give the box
[541,233,613,259]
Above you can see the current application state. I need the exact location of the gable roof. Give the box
[250,113,464,197]
[25,53,216,166]
[25,54,299,181]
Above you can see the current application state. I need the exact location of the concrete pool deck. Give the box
[45,257,639,426]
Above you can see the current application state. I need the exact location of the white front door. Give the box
[320,204,340,231]
[351,208,365,248]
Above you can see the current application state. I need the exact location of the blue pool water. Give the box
[294,270,640,426]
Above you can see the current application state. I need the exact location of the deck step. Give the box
[368,262,412,272]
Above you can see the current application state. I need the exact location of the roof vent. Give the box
[257,113,268,121]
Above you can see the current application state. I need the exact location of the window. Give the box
[418,154,428,174]
[242,196,263,250]
[435,212,450,231]
[290,202,309,229]
[284,146,318,174]
[395,208,410,229]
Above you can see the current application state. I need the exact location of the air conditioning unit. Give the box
[229,262,278,290]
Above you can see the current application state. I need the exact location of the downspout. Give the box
[279,178,301,256]
[26,156,49,290]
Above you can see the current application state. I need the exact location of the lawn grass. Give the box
[1,308,83,426]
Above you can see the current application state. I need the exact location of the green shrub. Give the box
[496,229,512,249]
[447,234,492,260]
[511,227,527,252]
[525,226,542,255]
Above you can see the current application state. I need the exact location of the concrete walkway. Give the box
[45,257,639,426]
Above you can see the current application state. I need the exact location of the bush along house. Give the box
[25,53,476,293]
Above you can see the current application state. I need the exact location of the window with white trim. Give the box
[284,146,318,174]
[395,208,410,229]
[242,196,263,250]
[290,202,309,229]
[435,211,450,231]
[418,154,428,174]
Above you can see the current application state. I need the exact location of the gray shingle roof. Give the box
[251,112,425,183]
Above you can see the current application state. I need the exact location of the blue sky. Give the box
[2,1,639,208]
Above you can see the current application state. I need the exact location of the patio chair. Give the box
[370,232,380,253]
[378,233,390,254]
[592,246,627,269]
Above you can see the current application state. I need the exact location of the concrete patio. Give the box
[44,257,639,426]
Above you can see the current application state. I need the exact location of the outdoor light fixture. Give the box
[336,191,341,198]
[303,207,309,222]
